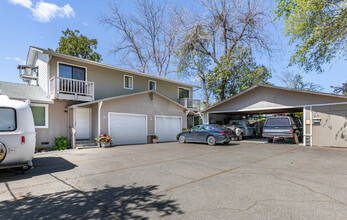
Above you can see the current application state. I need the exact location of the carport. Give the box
[202,85,347,147]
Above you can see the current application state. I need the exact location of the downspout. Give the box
[98,101,103,136]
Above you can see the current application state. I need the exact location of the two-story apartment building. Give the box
[2,46,201,147]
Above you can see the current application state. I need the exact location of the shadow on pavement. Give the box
[0,184,184,219]
[0,157,77,182]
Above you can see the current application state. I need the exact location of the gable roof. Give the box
[202,84,347,112]
[0,81,53,104]
[28,46,199,89]
[68,90,187,110]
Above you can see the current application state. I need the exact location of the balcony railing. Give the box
[50,77,94,101]
[18,65,38,82]
[178,98,201,111]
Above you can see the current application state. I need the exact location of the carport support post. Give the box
[98,101,103,136]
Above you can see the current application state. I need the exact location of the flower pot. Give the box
[152,139,158,143]
[101,142,111,148]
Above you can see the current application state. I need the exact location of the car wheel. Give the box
[237,133,243,141]
[207,136,216,146]
[178,135,186,144]
[267,138,273,143]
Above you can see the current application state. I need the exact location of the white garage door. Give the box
[155,116,182,142]
[109,113,147,145]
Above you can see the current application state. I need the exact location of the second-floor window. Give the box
[124,75,133,89]
[59,63,86,81]
[178,88,190,99]
[148,80,156,90]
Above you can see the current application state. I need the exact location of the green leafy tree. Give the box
[50,28,102,62]
[176,27,213,106]
[280,72,323,92]
[274,0,347,72]
[208,50,272,100]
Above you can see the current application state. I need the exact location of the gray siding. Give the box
[206,87,347,113]
[312,104,347,148]
[49,56,193,101]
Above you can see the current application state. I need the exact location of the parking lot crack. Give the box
[274,176,346,206]
[158,164,195,181]
[165,147,299,192]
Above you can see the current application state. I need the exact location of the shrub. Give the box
[95,134,112,143]
[182,128,189,131]
[151,135,159,140]
[52,136,70,150]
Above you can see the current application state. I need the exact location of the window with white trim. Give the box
[59,63,86,81]
[178,88,190,99]
[149,80,156,90]
[124,75,133,89]
[30,104,48,128]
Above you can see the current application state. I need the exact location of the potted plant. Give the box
[151,135,159,143]
[95,134,112,148]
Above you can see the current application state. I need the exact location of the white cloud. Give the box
[5,56,26,64]
[82,22,88,26]
[8,0,75,23]
[8,0,32,9]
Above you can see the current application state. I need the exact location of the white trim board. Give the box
[124,75,133,90]
[178,87,191,99]
[148,80,156,91]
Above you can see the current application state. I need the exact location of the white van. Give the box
[0,95,36,170]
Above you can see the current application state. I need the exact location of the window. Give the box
[148,80,156,90]
[178,88,190,99]
[190,125,200,131]
[59,63,86,81]
[30,104,48,128]
[124,75,133,89]
[0,108,16,131]
[199,125,211,131]
[265,118,290,126]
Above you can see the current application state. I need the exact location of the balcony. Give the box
[18,65,38,83]
[50,77,94,102]
[178,98,201,111]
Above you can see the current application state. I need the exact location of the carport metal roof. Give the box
[202,85,347,114]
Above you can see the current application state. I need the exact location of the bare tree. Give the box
[176,0,274,100]
[101,0,180,77]
[280,72,323,92]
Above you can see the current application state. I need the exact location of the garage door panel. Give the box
[109,113,147,145]
[155,116,181,142]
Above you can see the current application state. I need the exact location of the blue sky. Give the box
[0,0,345,98]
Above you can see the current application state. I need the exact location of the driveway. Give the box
[0,142,346,219]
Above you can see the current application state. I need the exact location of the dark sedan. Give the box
[176,124,237,146]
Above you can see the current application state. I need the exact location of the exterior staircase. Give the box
[75,140,99,149]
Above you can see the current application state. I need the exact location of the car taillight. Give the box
[262,129,264,132]
[290,129,293,133]
[220,131,227,135]
[21,136,25,144]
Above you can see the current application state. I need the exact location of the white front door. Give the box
[109,113,147,145]
[155,116,182,142]
[75,108,91,140]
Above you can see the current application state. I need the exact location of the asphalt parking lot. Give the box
[1,142,346,219]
